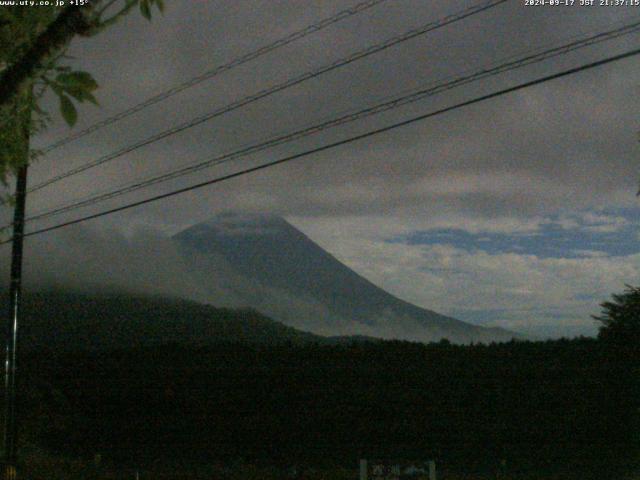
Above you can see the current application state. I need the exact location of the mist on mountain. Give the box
[0,212,517,343]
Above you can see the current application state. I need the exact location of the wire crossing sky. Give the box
[5,45,638,245]
[19,18,640,227]
[38,0,391,155]
[4,0,639,339]
[28,0,509,194]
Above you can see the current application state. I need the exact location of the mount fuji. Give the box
[173,212,516,343]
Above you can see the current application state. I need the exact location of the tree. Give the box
[0,0,165,188]
[592,285,640,344]
[0,3,165,477]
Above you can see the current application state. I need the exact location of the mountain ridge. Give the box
[173,212,517,343]
[0,212,518,344]
[7,290,385,351]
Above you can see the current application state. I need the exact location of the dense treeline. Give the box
[9,291,324,350]
[17,336,639,479]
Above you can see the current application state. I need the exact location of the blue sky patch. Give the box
[391,209,640,259]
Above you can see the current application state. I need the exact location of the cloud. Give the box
[14,0,639,231]
[0,223,212,303]
[2,1,639,340]
[288,212,640,338]
[384,209,640,259]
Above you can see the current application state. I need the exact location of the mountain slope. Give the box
[6,291,325,351]
[174,212,516,343]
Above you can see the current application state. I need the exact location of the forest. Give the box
[0,291,633,478]
[14,332,639,479]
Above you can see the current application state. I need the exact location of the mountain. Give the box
[173,212,516,343]
[0,212,516,344]
[7,291,327,351]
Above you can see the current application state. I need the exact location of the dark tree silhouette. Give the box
[593,284,640,344]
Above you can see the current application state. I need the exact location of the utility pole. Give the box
[2,87,31,480]
[3,165,27,480]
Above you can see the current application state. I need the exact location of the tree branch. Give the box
[0,3,99,110]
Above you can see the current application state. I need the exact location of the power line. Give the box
[28,0,509,193]
[22,19,640,225]
[26,15,640,224]
[37,0,390,154]
[4,45,638,246]
[22,20,640,223]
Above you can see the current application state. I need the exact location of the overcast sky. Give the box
[3,0,640,338]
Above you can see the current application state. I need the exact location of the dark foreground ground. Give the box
[7,334,639,480]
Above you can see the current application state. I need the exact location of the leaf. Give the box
[63,85,97,105]
[50,83,63,97]
[61,86,86,102]
[155,0,165,13]
[140,0,152,20]
[73,71,98,90]
[52,70,99,107]
[83,91,99,106]
[59,94,77,127]
[56,71,98,91]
